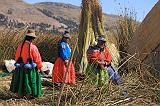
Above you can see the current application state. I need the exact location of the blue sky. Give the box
[24,0,158,21]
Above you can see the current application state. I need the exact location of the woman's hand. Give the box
[65,60,69,67]
[99,64,105,70]
[97,60,105,65]
[97,60,106,70]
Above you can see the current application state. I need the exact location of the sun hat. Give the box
[26,29,36,38]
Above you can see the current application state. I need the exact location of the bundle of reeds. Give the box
[78,0,120,73]
[115,9,138,73]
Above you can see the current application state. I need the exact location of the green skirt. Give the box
[86,64,109,86]
[10,67,42,97]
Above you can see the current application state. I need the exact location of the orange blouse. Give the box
[15,41,43,71]
[87,47,112,65]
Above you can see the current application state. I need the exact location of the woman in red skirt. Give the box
[52,31,76,88]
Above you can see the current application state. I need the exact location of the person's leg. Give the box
[106,66,121,85]
[111,66,120,81]
[106,66,115,81]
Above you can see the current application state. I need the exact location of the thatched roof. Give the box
[129,1,160,62]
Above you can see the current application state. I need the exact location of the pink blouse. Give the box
[15,41,43,71]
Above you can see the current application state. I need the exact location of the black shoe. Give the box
[112,79,124,85]
[54,83,62,90]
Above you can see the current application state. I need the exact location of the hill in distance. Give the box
[0,0,119,33]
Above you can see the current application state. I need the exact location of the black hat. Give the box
[62,31,71,38]
[98,36,106,42]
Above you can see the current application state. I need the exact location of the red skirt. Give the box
[52,57,76,84]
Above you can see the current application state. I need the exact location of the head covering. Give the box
[25,29,36,38]
[62,30,71,39]
[98,36,106,42]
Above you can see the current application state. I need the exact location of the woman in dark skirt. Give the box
[10,29,44,98]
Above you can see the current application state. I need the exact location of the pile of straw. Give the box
[78,0,120,73]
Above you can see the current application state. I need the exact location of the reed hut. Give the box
[129,1,160,74]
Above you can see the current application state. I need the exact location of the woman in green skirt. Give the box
[86,37,110,86]
[10,29,44,98]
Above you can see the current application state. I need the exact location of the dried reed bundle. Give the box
[78,0,120,73]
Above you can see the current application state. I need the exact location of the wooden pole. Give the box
[56,38,78,106]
